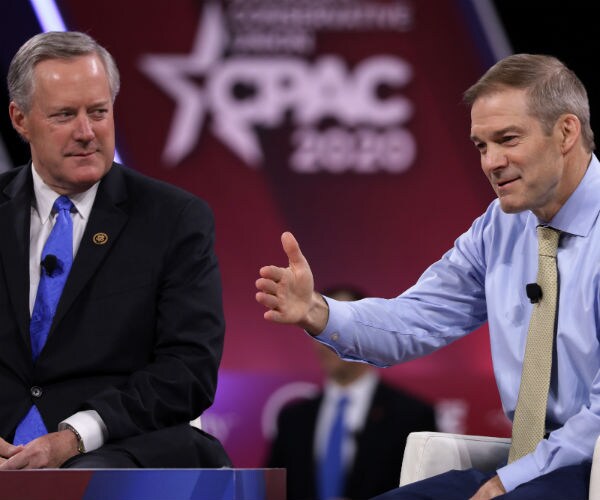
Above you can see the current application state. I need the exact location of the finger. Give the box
[256,291,280,310]
[259,265,285,282]
[5,444,24,459]
[255,278,278,295]
[264,309,286,323]
[0,452,27,470]
[0,441,23,459]
[281,232,307,268]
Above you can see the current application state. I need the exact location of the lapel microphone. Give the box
[41,254,58,276]
[525,283,543,304]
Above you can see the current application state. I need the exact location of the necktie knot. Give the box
[537,226,560,257]
[52,195,74,214]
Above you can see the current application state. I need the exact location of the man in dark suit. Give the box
[266,287,437,500]
[0,31,229,469]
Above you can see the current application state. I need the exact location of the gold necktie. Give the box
[508,226,560,463]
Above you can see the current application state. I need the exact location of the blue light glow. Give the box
[28,0,67,32]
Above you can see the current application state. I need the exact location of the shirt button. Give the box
[30,386,43,398]
[331,332,340,341]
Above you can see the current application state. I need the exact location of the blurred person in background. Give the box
[266,286,437,500]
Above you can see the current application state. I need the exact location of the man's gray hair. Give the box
[464,53,595,153]
[7,31,120,113]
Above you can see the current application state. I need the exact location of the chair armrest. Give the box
[190,416,202,430]
[399,432,511,486]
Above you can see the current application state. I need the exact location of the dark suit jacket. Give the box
[267,380,437,499]
[0,163,229,466]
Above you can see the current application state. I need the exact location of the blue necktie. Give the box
[13,195,74,445]
[318,395,349,500]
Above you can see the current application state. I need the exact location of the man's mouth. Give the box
[497,177,519,188]
[67,150,97,157]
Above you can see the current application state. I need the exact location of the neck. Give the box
[535,149,592,222]
[330,367,371,387]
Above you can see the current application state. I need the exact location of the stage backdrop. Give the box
[8,0,514,466]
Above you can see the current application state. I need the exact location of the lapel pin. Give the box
[93,232,108,245]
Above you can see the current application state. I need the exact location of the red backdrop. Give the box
[55,0,511,466]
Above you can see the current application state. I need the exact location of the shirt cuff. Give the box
[312,296,360,356]
[497,453,538,492]
[58,410,108,453]
[312,296,347,344]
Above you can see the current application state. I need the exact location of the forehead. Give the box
[470,87,533,139]
[31,54,110,104]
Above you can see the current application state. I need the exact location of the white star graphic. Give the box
[138,2,226,167]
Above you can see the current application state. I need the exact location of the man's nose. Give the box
[481,146,508,173]
[73,114,95,142]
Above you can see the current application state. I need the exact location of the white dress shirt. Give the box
[314,370,379,469]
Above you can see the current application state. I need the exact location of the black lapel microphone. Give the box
[525,283,543,304]
[41,254,58,276]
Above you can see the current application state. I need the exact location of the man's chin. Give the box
[497,198,527,214]
[60,163,112,194]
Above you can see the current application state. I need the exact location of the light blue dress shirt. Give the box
[318,154,600,492]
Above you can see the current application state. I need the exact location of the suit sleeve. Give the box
[84,197,225,440]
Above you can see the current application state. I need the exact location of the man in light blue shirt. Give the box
[256,54,597,499]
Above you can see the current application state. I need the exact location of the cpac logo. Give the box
[140,2,416,173]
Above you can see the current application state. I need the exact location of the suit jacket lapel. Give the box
[52,165,129,330]
[0,166,34,346]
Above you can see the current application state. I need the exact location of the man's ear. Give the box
[9,102,30,142]
[558,113,581,154]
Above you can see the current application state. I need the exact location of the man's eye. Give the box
[474,142,486,153]
[50,111,74,122]
[90,109,108,119]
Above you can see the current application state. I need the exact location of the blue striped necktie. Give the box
[13,195,74,445]
[318,394,349,500]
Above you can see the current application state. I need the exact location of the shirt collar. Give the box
[31,163,100,222]
[323,369,378,403]
[525,154,600,237]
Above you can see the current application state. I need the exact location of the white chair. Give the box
[190,416,202,429]
[399,431,600,500]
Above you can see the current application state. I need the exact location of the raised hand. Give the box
[256,232,328,334]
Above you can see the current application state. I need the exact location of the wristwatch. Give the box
[64,424,86,454]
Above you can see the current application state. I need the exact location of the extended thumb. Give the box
[281,231,305,266]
